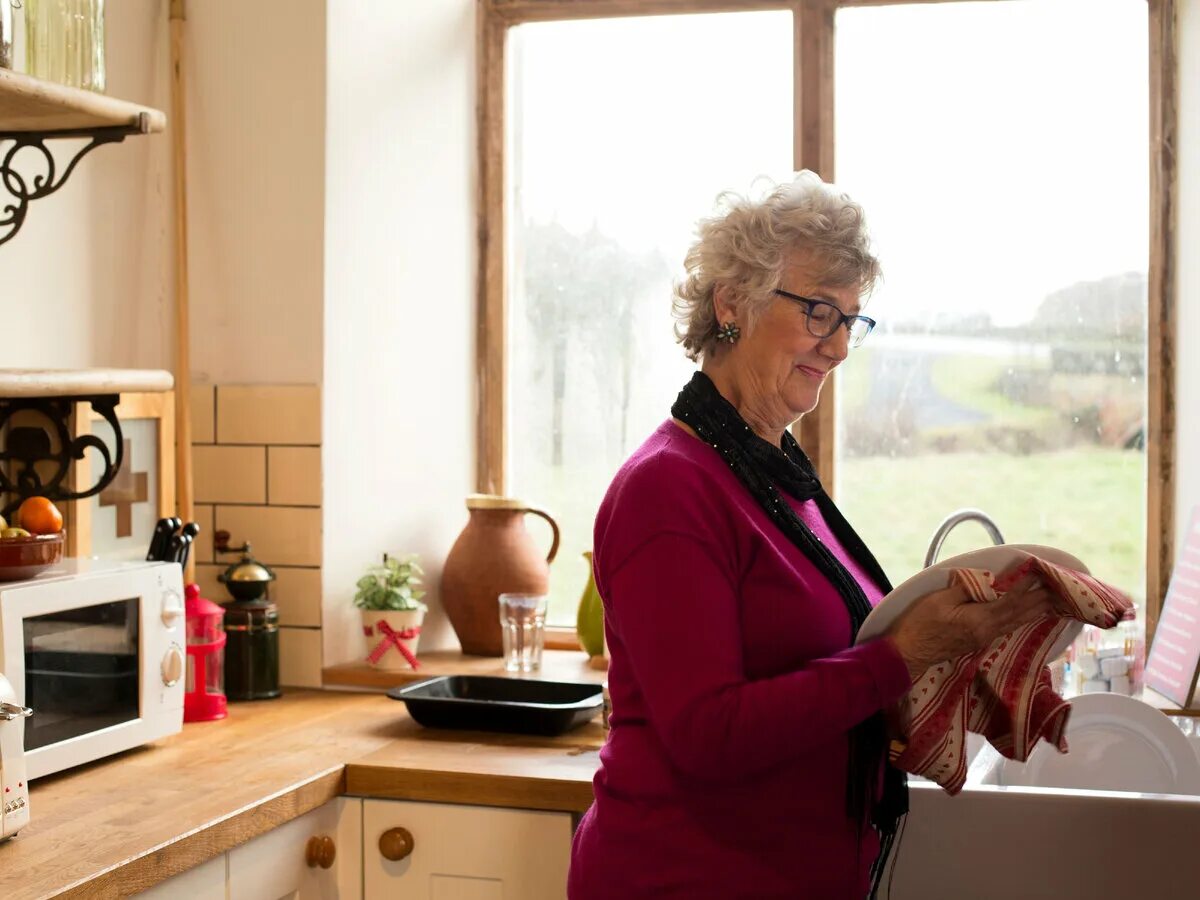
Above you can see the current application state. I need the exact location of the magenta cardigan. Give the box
[568,421,912,899]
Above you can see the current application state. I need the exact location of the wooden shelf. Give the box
[0,72,165,246]
[323,649,608,691]
[0,68,165,134]
[0,368,174,398]
[0,369,175,519]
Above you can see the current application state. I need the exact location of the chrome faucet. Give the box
[924,508,1005,568]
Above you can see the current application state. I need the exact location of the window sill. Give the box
[322,648,607,691]
[1140,687,1200,719]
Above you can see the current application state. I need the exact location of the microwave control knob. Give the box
[161,644,184,687]
[161,588,184,628]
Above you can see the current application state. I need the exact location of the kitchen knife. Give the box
[166,533,185,566]
[147,518,175,562]
[178,530,196,571]
[178,522,200,571]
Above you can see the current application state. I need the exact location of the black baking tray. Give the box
[387,675,603,736]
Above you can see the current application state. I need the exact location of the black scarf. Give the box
[671,371,907,898]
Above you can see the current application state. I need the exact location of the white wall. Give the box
[185,0,325,385]
[321,0,477,666]
[0,0,171,371]
[1177,0,1200,548]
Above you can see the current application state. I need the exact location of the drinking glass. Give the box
[498,593,546,673]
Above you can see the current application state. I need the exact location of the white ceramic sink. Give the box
[965,695,1200,797]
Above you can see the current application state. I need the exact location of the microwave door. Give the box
[22,598,141,753]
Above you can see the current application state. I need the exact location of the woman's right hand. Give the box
[886,568,1059,682]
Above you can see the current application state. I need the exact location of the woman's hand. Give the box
[886,568,1059,682]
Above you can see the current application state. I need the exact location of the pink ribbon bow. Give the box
[364,621,422,669]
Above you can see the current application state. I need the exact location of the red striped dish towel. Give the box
[889,555,1133,794]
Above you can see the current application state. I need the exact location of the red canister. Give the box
[184,584,227,722]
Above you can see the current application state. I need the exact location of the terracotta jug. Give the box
[441,494,561,656]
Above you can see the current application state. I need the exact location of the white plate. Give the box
[996,692,1200,796]
[855,543,1088,662]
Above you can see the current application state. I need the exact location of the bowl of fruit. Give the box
[0,497,65,582]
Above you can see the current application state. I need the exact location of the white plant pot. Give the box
[362,608,425,670]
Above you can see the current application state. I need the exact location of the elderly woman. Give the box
[567,173,1054,899]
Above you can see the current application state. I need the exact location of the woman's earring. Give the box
[716,321,741,344]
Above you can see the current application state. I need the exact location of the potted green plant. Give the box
[356,553,428,670]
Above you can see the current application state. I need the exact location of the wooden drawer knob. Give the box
[305,835,336,869]
[379,826,415,862]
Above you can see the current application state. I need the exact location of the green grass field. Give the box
[837,446,1145,598]
[532,445,1146,626]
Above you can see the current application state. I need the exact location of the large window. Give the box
[834,1,1150,616]
[507,12,792,623]
[486,0,1174,644]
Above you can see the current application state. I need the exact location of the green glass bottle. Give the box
[576,551,605,659]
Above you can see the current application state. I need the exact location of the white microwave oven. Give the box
[0,558,185,780]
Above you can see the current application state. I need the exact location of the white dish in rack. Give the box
[855,543,1088,662]
[995,692,1200,796]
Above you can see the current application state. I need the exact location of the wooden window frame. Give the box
[479,0,1178,649]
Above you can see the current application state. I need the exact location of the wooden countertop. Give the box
[0,690,604,900]
[346,717,602,814]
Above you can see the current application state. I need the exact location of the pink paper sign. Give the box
[1145,507,1200,708]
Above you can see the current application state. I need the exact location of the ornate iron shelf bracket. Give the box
[0,111,151,248]
[0,395,124,518]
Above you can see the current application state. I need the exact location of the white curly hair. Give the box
[673,172,881,361]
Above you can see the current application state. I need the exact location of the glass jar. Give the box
[24,0,105,91]
[222,597,281,702]
[1121,603,1145,694]
[1,0,14,69]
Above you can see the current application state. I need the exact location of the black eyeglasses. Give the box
[773,289,876,348]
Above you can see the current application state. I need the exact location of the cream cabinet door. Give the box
[227,797,363,900]
[362,799,572,900]
[135,853,228,899]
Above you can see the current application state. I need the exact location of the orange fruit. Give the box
[17,497,63,535]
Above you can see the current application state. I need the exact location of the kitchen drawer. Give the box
[362,798,572,900]
[228,797,362,900]
[134,854,227,899]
